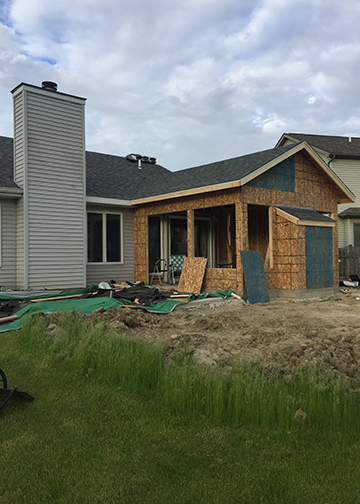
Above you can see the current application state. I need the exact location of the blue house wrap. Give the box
[305,226,334,289]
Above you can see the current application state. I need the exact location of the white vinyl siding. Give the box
[0,199,17,288]
[337,219,347,248]
[331,158,360,214]
[13,92,26,287]
[13,93,25,187]
[86,204,134,285]
[12,84,86,289]
[330,158,360,248]
[338,218,360,248]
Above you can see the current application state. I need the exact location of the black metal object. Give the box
[0,368,34,413]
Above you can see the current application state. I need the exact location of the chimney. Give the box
[11,81,86,289]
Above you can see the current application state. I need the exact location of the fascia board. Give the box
[298,220,335,227]
[0,188,23,198]
[86,196,132,207]
[130,181,241,205]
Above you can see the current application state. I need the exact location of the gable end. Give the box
[245,156,295,192]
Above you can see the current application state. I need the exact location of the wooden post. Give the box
[265,206,274,269]
[187,209,194,257]
[235,202,243,291]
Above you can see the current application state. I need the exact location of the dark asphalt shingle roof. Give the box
[131,143,298,200]
[280,133,360,158]
[338,207,360,218]
[0,136,20,189]
[86,151,171,200]
[0,136,171,199]
[0,135,299,200]
[277,205,335,223]
[0,135,350,202]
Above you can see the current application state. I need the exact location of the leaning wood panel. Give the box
[178,257,207,293]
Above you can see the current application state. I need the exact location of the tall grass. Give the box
[19,312,360,434]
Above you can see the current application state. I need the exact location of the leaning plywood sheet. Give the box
[240,251,270,304]
[178,257,208,294]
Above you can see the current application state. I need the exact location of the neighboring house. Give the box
[276,133,360,248]
[0,82,355,298]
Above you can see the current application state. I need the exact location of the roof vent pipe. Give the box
[349,136,352,142]
[41,81,58,92]
[136,154,142,169]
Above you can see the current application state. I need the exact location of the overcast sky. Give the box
[1,0,360,171]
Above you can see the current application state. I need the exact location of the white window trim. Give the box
[87,211,123,264]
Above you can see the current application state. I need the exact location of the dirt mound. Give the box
[85,292,360,381]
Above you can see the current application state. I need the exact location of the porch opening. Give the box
[147,204,236,285]
[148,215,161,274]
[248,204,271,268]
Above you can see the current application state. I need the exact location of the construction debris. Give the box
[0,282,238,333]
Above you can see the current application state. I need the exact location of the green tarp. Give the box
[0,289,235,333]
[0,297,185,333]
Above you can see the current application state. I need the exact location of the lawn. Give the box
[1,312,360,504]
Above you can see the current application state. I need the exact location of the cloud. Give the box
[1,0,360,169]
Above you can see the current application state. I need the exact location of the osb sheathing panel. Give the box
[134,208,147,282]
[276,222,291,240]
[178,257,207,293]
[268,211,308,290]
[241,185,338,216]
[295,152,343,201]
[203,268,237,291]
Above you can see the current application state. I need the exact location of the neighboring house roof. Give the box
[338,208,360,219]
[275,133,360,159]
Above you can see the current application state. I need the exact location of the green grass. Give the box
[1,312,360,503]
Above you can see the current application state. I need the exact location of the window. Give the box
[170,217,187,255]
[354,223,360,248]
[87,212,122,263]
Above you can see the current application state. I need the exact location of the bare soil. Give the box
[88,290,360,380]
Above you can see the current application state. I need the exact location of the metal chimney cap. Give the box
[41,81,58,92]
